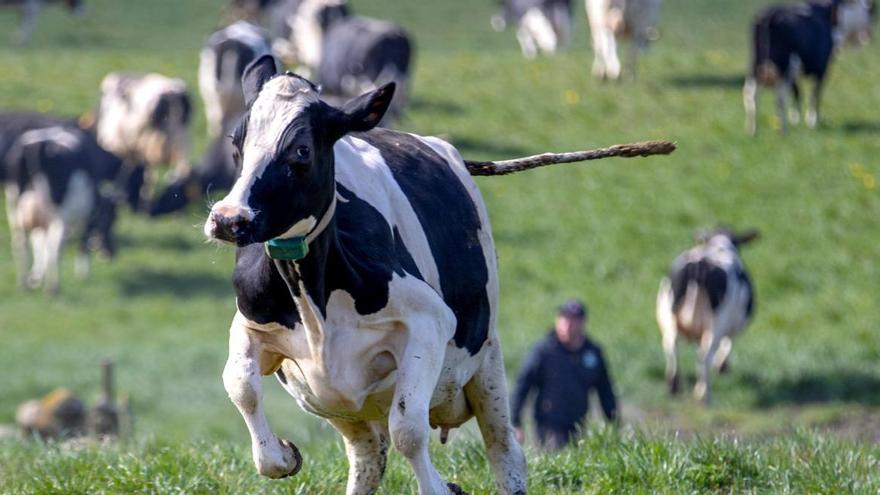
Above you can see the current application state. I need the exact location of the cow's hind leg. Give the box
[222,315,301,478]
[329,419,389,495]
[712,336,733,374]
[695,330,722,405]
[464,339,527,495]
[743,77,758,135]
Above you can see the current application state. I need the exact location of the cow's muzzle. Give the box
[205,204,255,245]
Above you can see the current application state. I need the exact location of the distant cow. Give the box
[1,0,85,44]
[743,0,875,135]
[3,124,121,293]
[149,125,239,216]
[491,0,573,58]
[94,72,191,209]
[289,0,413,119]
[656,228,759,405]
[199,21,275,138]
[585,0,662,80]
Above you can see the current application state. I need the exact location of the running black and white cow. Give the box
[655,228,758,405]
[287,0,413,119]
[743,0,875,135]
[3,124,121,293]
[491,0,573,59]
[1,0,84,44]
[204,56,526,494]
[585,0,662,80]
[199,21,276,138]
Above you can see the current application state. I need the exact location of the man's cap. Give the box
[558,299,587,319]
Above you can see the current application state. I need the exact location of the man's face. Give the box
[555,315,586,346]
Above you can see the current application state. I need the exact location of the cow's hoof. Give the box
[258,438,302,479]
[447,482,469,495]
[277,439,303,478]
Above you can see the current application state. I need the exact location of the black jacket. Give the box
[511,331,617,431]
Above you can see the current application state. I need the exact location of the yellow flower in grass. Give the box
[564,89,580,106]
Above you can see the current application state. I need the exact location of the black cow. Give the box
[3,123,121,293]
[1,0,84,44]
[656,227,759,404]
[744,0,875,134]
[290,0,413,120]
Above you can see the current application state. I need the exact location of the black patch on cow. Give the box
[214,39,257,82]
[234,243,302,329]
[354,128,490,355]
[751,2,836,83]
[735,265,755,318]
[150,92,191,128]
[670,260,728,312]
[293,182,425,317]
[275,369,288,384]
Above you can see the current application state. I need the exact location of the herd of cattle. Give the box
[0,0,876,493]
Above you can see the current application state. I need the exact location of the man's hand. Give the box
[514,427,525,444]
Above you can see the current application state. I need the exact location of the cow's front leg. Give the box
[222,317,302,478]
[329,419,389,495]
[390,322,454,495]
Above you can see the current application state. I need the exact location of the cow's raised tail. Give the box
[464,140,675,176]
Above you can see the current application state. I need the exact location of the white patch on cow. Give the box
[836,0,874,45]
[292,0,344,68]
[277,216,317,239]
[18,126,82,151]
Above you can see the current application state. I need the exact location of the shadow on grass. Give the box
[117,268,231,299]
[666,74,744,89]
[117,231,198,252]
[738,370,880,408]
[838,119,880,134]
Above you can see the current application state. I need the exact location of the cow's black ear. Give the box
[339,82,396,133]
[242,55,278,108]
[734,229,760,246]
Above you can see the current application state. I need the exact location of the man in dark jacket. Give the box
[511,299,618,449]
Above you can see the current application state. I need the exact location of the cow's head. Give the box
[204,55,394,246]
[696,227,760,250]
[834,0,875,45]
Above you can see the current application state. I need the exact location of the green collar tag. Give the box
[265,237,309,261]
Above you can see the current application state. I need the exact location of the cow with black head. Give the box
[205,55,526,495]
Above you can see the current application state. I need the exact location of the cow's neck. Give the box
[271,193,358,364]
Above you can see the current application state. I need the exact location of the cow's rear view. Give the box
[656,227,758,404]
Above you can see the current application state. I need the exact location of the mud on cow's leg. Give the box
[329,419,389,495]
[464,339,527,495]
[222,314,301,478]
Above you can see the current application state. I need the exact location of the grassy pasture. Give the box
[0,0,878,492]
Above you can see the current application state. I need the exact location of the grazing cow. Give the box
[204,56,528,494]
[1,0,85,44]
[585,0,662,80]
[199,21,276,138]
[655,228,759,405]
[3,125,121,293]
[149,126,239,216]
[743,0,876,135]
[491,0,573,59]
[288,0,413,120]
[94,71,192,209]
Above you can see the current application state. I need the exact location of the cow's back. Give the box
[335,129,496,355]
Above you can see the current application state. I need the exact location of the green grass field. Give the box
[0,0,878,492]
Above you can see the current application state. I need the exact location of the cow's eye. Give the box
[296,145,310,160]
